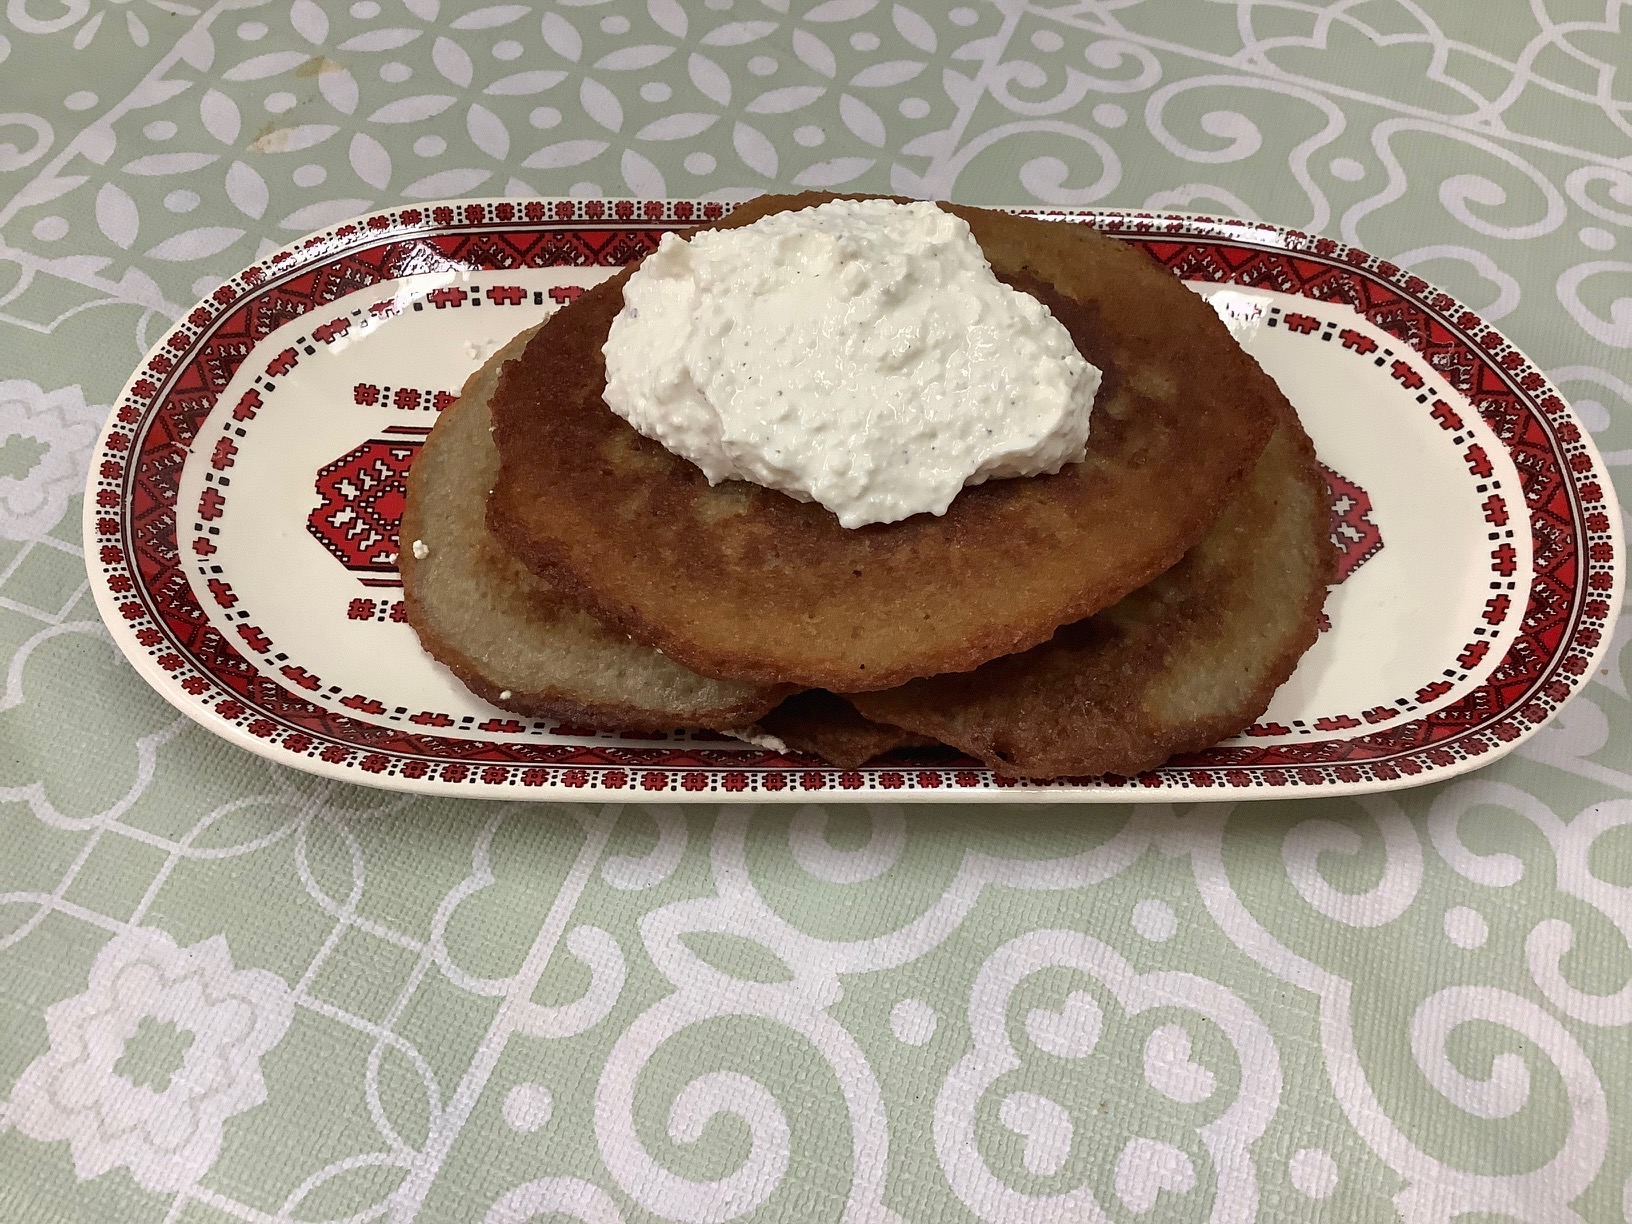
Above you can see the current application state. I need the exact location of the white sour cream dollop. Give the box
[601,198,1102,528]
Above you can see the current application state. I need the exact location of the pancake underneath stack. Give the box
[400,193,1337,779]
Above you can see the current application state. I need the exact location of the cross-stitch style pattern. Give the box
[3,3,1631,1221]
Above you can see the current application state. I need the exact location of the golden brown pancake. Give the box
[756,690,937,769]
[399,329,789,732]
[487,192,1279,691]
[850,396,1335,777]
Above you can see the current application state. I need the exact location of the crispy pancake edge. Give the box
[755,690,937,769]
[400,335,792,733]
[850,394,1337,778]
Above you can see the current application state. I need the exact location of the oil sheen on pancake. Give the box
[400,329,789,732]
[849,396,1335,778]
[487,192,1279,692]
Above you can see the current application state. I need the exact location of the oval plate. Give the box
[85,199,1624,802]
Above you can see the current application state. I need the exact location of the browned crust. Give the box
[755,690,939,769]
[487,192,1278,692]
[400,334,791,733]
[850,392,1337,778]
[400,611,787,732]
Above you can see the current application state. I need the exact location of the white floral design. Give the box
[0,0,1630,1219]
[8,927,294,1194]
[0,380,105,542]
[6,0,196,51]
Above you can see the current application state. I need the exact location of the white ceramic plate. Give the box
[85,199,1624,801]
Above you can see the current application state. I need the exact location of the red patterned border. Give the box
[88,200,1621,796]
[1226,303,1521,739]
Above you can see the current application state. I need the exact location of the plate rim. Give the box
[83,197,1627,803]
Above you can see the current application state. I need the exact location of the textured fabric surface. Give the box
[2,3,1631,1221]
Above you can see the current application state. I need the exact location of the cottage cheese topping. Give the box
[601,198,1102,528]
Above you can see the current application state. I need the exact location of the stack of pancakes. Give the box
[400,193,1336,778]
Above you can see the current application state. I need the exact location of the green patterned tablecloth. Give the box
[4,2,1632,1221]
